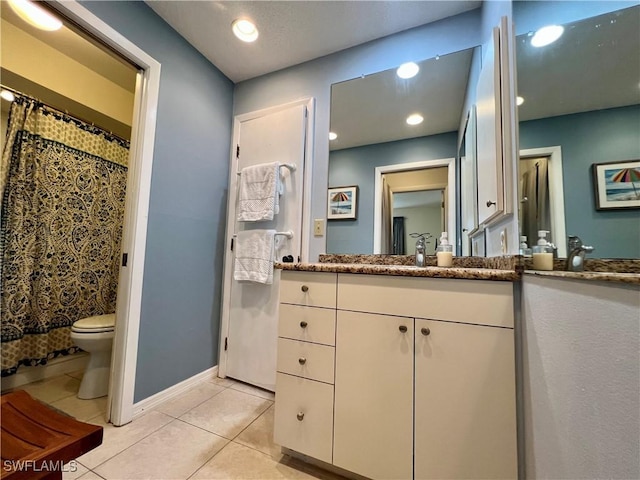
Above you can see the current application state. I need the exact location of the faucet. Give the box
[566,235,594,272]
[411,233,431,267]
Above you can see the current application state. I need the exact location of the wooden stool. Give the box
[1,390,103,480]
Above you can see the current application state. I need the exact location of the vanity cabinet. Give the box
[275,270,517,479]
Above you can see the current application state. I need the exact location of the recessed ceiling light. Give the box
[1,90,15,102]
[329,132,338,141]
[232,19,258,43]
[8,0,62,31]
[531,25,564,47]
[396,62,419,79]
[516,96,525,106]
[406,114,423,126]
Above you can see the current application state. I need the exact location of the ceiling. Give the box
[516,5,640,122]
[145,0,482,83]
[330,48,474,151]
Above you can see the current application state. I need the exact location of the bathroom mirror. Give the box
[327,47,479,254]
[515,4,640,258]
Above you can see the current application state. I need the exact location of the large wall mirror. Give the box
[327,47,479,255]
[516,3,640,258]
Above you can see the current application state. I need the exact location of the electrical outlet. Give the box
[500,228,508,254]
[314,219,325,236]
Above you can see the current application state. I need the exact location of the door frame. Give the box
[373,158,456,254]
[217,98,315,379]
[52,1,161,426]
[519,146,567,257]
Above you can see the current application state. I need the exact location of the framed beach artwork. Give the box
[592,160,640,210]
[328,186,358,220]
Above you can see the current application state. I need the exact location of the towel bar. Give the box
[236,163,297,175]
[233,230,293,239]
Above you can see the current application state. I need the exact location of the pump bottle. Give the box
[436,232,453,267]
[519,236,532,257]
[532,230,554,270]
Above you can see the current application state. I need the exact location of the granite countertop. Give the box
[275,255,640,285]
[276,258,520,282]
[522,258,640,285]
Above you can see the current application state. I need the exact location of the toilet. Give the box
[70,313,116,400]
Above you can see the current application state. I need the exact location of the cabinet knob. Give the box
[301,285,309,292]
[399,325,407,333]
[298,357,306,365]
[421,327,431,336]
[486,200,496,207]
[300,321,308,328]
[297,412,304,421]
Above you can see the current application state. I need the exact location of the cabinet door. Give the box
[334,311,413,480]
[415,319,517,479]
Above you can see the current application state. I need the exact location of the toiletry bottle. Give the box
[519,235,532,257]
[532,230,554,270]
[436,232,453,267]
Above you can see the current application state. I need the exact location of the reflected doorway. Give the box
[374,157,455,255]
[392,189,444,255]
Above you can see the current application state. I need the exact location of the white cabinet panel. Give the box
[280,271,337,308]
[277,338,335,384]
[278,304,336,346]
[333,310,413,480]
[274,373,334,464]
[415,318,517,479]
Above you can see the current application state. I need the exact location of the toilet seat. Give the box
[72,314,115,334]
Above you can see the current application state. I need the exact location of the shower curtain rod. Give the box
[0,84,130,144]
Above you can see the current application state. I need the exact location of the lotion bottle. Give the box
[436,232,453,267]
[532,230,554,270]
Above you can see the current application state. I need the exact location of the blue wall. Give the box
[520,105,640,258]
[327,132,457,253]
[81,2,234,401]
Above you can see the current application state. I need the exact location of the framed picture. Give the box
[592,160,640,210]
[327,186,358,220]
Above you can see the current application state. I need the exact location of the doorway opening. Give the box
[1,1,160,426]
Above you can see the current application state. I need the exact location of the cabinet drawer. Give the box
[337,274,514,328]
[279,304,336,346]
[280,271,337,308]
[277,338,335,384]
[274,373,334,464]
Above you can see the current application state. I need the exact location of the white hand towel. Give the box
[233,229,276,285]
[237,162,281,222]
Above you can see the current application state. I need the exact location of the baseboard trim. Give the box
[132,365,219,419]
[1,353,89,392]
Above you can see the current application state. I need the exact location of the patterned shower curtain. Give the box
[1,95,129,376]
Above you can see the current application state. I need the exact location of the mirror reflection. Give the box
[516,4,640,258]
[327,47,478,254]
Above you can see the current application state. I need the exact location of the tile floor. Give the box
[5,372,347,480]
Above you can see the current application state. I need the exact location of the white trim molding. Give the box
[373,158,456,254]
[132,366,219,419]
[52,1,161,426]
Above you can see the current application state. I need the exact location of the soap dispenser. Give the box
[519,235,532,257]
[532,230,554,270]
[436,232,453,267]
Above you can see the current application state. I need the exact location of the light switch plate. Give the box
[500,228,508,254]
[314,219,325,236]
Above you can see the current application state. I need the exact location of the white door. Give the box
[224,103,308,391]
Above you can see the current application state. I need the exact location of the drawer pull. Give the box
[300,321,308,328]
[486,200,496,207]
[301,285,309,292]
[421,327,431,336]
[297,412,305,421]
[298,357,306,365]
[399,325,407,333]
